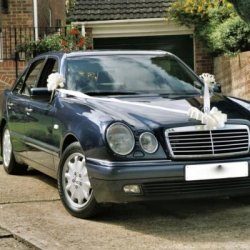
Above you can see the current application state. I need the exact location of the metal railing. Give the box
[0,26,67,60]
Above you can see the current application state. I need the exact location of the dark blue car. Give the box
[1,51,250,218]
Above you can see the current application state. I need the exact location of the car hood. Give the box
[78,94,250,130]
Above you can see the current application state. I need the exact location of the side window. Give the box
[37,58,58,88]
[12,58,58,96]
[25,59,45,91]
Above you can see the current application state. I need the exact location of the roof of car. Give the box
[65,50,169,58]
[70,0,174,21]
[33,50,172,63]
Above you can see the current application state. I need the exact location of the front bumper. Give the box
[86,157,250,203]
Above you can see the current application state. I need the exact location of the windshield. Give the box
[66,54,203,95]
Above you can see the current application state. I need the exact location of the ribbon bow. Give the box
[187,81,227,129]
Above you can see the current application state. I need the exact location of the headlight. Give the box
[139,132,158,154]
[106,123,135,155]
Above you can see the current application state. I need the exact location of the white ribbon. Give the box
[58,89,187,114]
[188,106,227,130]
[204,82,210,114]
[47,73,65,91]
[58,89,227,130]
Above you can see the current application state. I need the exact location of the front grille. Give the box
[142,178,250,196]
[165,125,249,159]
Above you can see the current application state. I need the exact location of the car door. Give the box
[6,59,46,160]
[24,57,60,174]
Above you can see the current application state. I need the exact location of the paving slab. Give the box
[0,227,11,237]
[0,166,59,204]
[1,164,250,249]
[0,226,36,249]
[0,238,35,250]
[1,198,250,249]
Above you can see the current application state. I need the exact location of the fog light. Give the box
[123,185,141,194]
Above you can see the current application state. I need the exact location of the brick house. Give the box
[0,0,66,90]
[70,0,213,75]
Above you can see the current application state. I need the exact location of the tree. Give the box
[228,0,250,23]
[167,0,250,55]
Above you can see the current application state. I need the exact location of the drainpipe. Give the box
[33,0,39,40]
[0,2,2,30]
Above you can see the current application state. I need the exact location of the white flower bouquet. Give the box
[47,73,65,91]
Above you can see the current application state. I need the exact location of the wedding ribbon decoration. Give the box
[47,73,65,91]
[199,73,216,86]
[59,88,227,130]
[47,73,227,130]
[188,106,227,130]
[187,80,227,129]
[203,81,210,114]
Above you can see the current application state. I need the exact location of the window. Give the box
[37,58,58,87]
[1,0,9,14]
[55,19,62,28]
[25,59,45,90]
[66,55,202,94]
[13,59,45,96]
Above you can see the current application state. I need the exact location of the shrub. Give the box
[210,16,250,54]
[16,26,85,60]
[167,0,250,55]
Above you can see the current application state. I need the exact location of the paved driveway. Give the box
[1,164,250,250]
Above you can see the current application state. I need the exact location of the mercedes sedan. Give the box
[1,51,250,218]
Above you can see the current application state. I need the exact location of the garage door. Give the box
[94,35,194,69]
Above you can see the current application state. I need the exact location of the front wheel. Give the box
[58,142,99,218]
[2,126,27,174]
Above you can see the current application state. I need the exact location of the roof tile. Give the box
[71,0,174,21]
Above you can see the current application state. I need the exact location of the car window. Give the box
[37,58,58,88]
[12,58,58,96]
[12,69,28,94]
[66,55,203,95]
[12,59,45,96]
[25,59,45,91]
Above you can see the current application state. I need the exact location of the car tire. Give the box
[58,142,99,218]
[2,126,27,174]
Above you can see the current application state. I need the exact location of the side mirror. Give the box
[30,87,52,101]
[211,83,222,93]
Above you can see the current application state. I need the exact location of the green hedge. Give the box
[167,0,250,55]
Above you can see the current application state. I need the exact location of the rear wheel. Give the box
[2,126,27,174]
[58,142,99,218]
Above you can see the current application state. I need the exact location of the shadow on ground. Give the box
[25,167,57,188]
[2,163,250,246]
[92,197,250,243]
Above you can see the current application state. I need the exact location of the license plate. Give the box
[185,162,248,181]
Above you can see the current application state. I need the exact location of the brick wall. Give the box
[1,0,66,28]
[0,0,66,89]
[194,38,214,75]
[37,0,50,28]
[1,0,33,27]
[0,60,27,91]
[0,0,33,89]
[37,0,66,29]
[214,51,250,100]
[49,0,66,27]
